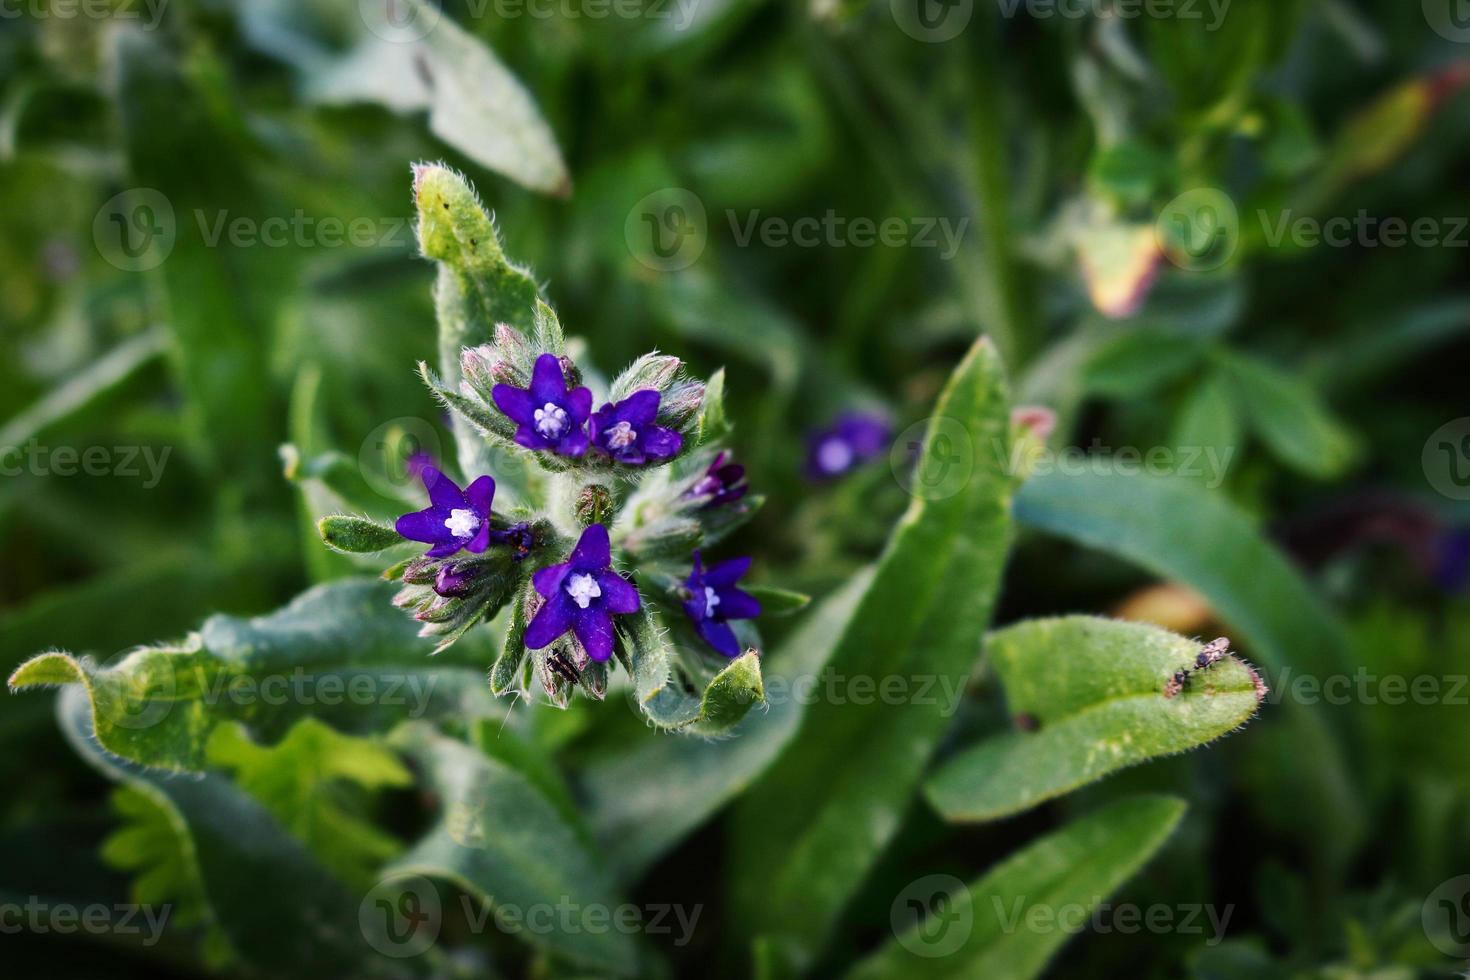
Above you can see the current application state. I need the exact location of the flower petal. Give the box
[492,384,536,426]
[396,507,455,544]
[572,606,616,662]
[564,386,593,422]
[697,618,741,657]
[596,571,641,614]
[619,389,661,426]
[426,539,463,559]
[715,587,761,620]
[532,562,570,598]
[569,523,611,570]
[465,521,492,553]
[525,593,574,649]
[529,353,567,404]
[640,425,683,460]
[705,555,752,588]
[556,427,589,457]
[465,475,495,515]
[421,466,465,510]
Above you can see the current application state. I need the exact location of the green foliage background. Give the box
[2,0,1469,977]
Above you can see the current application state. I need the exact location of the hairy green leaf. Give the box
[206,718,412,889]
[9,580,496,771]
[731,337,1014,971]
[925,617,1264,822]
[318,514,404,554]
[386,723,640,975]
[845,796,1187,980]
[620,605,765,735]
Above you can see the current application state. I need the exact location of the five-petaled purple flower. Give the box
[395,466,496,558]
[683,551,761,657]
[525,524,640,662]
[685,451,747,509]
[805,411,892,480]
[492,353,593,457]
[590,391,683,466]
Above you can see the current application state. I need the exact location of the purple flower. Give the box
[683,551,761,657]
[589,390,683,466]
[805,411,892,480]
[524,524,640,662]
[685,451,748,509]
[492,353,593,457]
[395,466,495,558]
[433,564,478,598]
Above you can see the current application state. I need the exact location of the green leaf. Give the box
[1082,329,1203,399]
[60,689,396,979]
[8,579,497,772]
[206,718,412,890]
[318,514,404,554]
[101,786,234,969]
[1169,372,1241,487]
[621,606,766,735]
[1214,350,1357,479]
[578,569,874,883]
[731,337,1014,971]
[386,723,640,975]
[0,327,167,448]
[743,585,811,616]
[924,617,1264,822]
[844,796,1187,980]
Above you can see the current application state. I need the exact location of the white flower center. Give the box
[566,573,601,610]
[703,586,721,619]
[605,420,638,451]
[444,508,480,539]
[534,402,568,438]
[818,439,854,473]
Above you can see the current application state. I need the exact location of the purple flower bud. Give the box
[433,564,478,598]
[685,451,748,509]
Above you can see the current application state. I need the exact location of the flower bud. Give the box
[576,484,613,528]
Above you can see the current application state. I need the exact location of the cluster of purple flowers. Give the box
[490,353,684,466]
[394,351,759,661]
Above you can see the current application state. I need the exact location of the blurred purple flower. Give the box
[805,412,892,480]
[685,451,748,509]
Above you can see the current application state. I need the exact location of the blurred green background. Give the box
[3,0,1470,977]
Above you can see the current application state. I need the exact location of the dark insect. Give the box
[546,648,580,683]
[1165,638,1232,699]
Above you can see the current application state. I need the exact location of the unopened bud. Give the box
[577,484,613,528]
